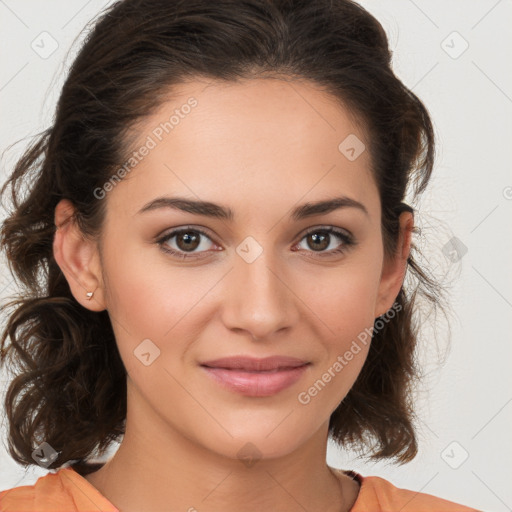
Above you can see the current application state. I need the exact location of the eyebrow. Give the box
[136,195,369,221]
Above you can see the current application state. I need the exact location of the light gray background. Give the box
[1,1,511,510]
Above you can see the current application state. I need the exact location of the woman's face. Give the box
[57,77,409,461]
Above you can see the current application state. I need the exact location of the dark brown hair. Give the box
[1,0,443,473]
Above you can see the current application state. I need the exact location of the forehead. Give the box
[106,77,378,222]
[154,76,368,144]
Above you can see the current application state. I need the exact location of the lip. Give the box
[200,356,310,397]
[201,355,309,371]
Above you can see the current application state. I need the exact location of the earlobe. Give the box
[374,211,414,318]
[53,199,106,312]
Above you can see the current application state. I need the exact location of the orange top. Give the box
[0,467,480,512]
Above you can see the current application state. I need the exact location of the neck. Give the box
[84,383,359,512]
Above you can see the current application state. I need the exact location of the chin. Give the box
[196,420,317,464]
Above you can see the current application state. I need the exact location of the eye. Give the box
[156,227,218,259]
[294,226,355,257]
[156,225,355,260]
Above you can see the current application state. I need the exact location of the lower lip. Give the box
[201,365,309,397]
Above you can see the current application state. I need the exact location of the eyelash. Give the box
[156,226,355,260]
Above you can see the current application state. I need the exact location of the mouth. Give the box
[200,356,310,397]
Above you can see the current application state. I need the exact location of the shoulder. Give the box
[0,467,118,512]
[348,472,481,512]
[0,470,67,512]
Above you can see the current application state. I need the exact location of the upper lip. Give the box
[200,356,309,371]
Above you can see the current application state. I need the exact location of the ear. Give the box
[374,211,414,318]
[53,199,106,312]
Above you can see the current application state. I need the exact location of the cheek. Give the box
[297,276,376,413]
[100,241,218,370]
[102,237,193,329]
[315,275,375,367]
[295,251,382,396]
[298,255,382,336]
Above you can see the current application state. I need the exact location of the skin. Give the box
[53,77,413,512]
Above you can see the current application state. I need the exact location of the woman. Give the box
[0,0,479,510]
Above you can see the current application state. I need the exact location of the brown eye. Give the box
[157,227,217,259]
[306,232,330,251]
[295,227,355,257]
[175,231,201,252]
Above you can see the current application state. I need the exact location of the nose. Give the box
[221,248,299,341]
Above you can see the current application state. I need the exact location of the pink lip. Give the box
[200,356,310,397]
